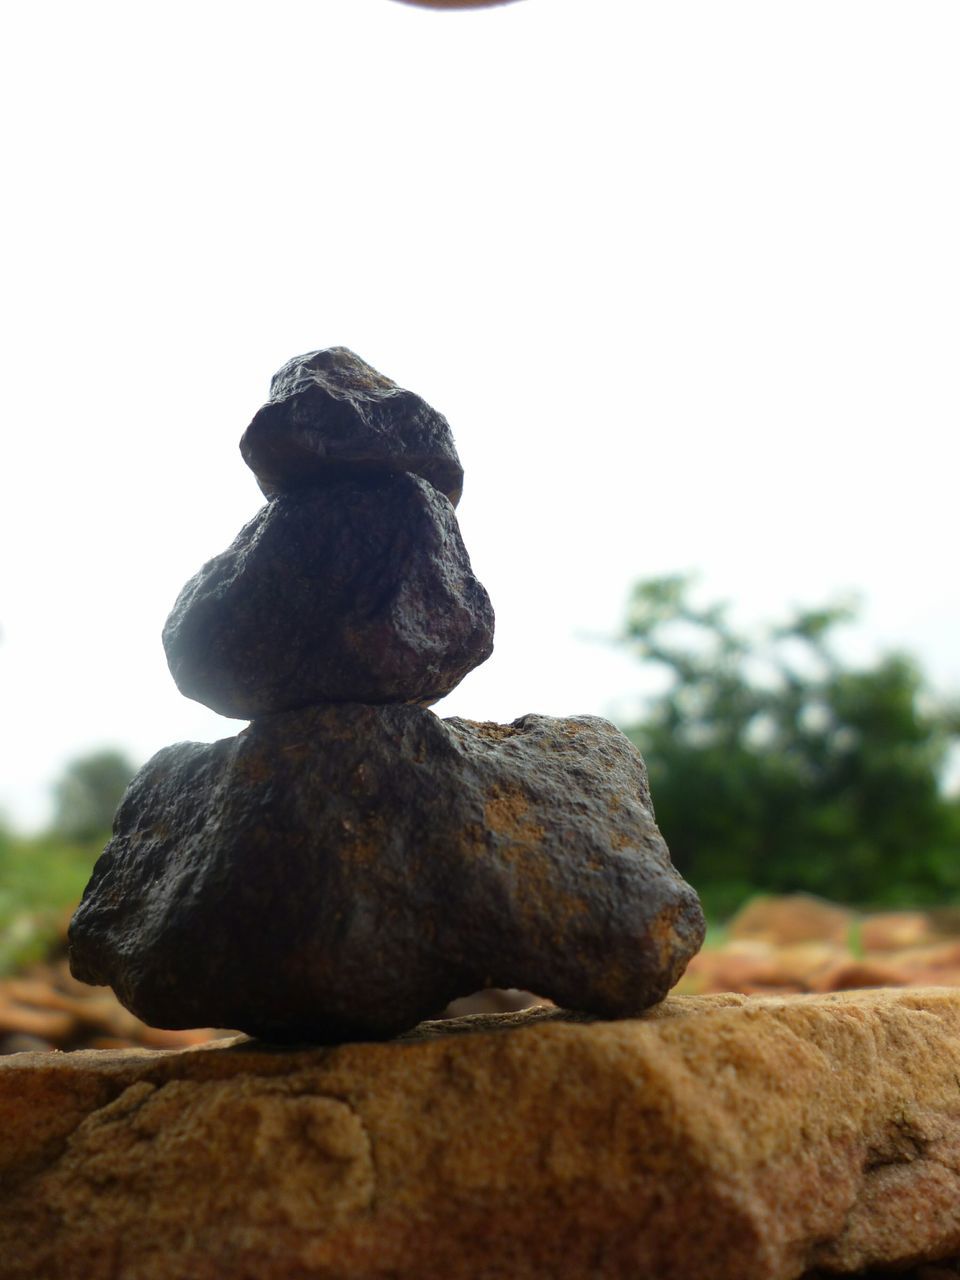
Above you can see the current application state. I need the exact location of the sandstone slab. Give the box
[68,706,702,1041]
[240,346,465,504]
[3,989,960,1280]
[162,472,494,717]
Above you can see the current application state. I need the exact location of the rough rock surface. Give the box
[240,346,465,504]
[162,472,494,718]
[3,990,960,1280]
[68,706,703,1041]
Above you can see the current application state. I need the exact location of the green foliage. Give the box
[51,748,137,842]
[622,575,960,914]
[0,831,104,974]
[0,748,136,973]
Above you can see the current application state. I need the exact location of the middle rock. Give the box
[163,472,494,718]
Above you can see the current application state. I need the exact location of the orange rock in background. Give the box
[727,893,854,947]
[810,958,907,994]
[860,911,938,952]
[682,939,844,995]
[0,999,76,1044]
[0,958,225,1056]
[678,940,776,995]
[880,941,960,991]
[684,896,960,1000]
[756,941,843,987]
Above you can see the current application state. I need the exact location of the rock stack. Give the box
[68,348,705,1042]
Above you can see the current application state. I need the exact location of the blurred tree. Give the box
[51,749,138,842]
[622,576,960,915]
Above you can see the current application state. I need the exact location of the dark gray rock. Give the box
[68,707,705,1043]
[240,347,465,504]
[162,472,494,718]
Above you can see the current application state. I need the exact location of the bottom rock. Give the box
[2,989,960,1280]
[67,705,703,1040]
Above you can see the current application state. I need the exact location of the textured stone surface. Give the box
[162,472,494,718]
[3,990,960,1280]
[68,706,703,1041]
[240,346,465,504]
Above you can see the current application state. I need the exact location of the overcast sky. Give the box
[2,0,958,829]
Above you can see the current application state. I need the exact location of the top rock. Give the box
[240,347,465,505]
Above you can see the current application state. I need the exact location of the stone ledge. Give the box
[2,989,960,1280]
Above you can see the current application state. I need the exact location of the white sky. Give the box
[2,0,958,830]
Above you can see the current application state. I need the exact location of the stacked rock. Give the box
[68,348,705,1043]
[163,348,492,717]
